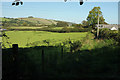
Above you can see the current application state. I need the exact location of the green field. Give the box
[7,26,69,30]
[7,26,63,30]
[3,31,88,48]
[52,27,64,30]
[7,26,43,29]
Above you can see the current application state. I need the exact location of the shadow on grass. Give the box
[2,45,120,80]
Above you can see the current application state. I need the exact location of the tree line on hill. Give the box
[2,18,39,27]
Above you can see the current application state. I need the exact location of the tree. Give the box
[82,20,88,26]
[56,21,68,27]
[87,7,105,28]
[28,16,34,18]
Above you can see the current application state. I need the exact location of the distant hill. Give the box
[0,17,10,21]
[1,17,76,28]
[18,17,58,25]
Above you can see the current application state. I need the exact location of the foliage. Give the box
[7,26,92,33]
[59,27,92,33]
[70,40,82,52]
[97,28,120,45]
[72,24,83,28]
[56,21,68,27]
[82,20,88,26]
[99,28,118,39]
[86,7,105,28]
[28,16,34,18]
[2,31,12,48]
[48,24,56,28]
[59,38,82,52]
[43,39,50,46]
[2,18,36,27]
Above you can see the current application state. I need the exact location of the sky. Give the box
[1,2,118,24]
[1,0,119,2]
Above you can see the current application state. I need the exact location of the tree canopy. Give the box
[87,7,105,28]
[82,20,88,26]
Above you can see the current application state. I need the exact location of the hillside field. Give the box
[6,26,64,30]
[18,18,57,25]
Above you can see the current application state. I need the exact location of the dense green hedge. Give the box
[98,28,120,44]
[7,27,92,33]
[99,28,117,39]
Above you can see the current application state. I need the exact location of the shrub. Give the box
[70,40,82,52]
[43,40,50,46]
[56,21,68,27]
[99,28,118,39]
[28,16,34,18]
[60,39,82,53]
[2,31,12,48]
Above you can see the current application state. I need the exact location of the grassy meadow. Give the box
[3,31,88,48]
[3,31,117,50]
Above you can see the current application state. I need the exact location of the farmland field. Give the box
[7,27,43,29]
[3,31,88,48]
[7,26,64,30]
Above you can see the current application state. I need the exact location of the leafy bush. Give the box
[43,39,50,46]
[56,21,68,27]
[2,32,12,48]
[70,40,82,52]
[99,28,118,39]
[60,39,82,53]
[28,16,34,18]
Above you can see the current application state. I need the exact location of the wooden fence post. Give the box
[70,46,72,53]
[12,44,18,79]
[61,46,63,60]
[42,49,45,74]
